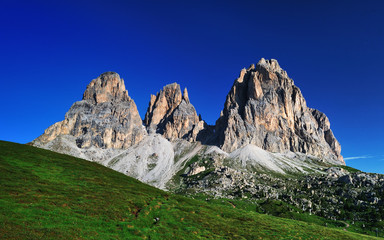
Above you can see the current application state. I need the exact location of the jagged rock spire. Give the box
[144,83,182,128]
[183,88,190,104]
[144,83,205,141]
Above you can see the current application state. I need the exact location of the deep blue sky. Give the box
[1,0,383,173]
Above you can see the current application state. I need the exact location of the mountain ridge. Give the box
[32,58,344,189]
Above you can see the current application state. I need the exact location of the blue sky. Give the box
[0,0,383,173]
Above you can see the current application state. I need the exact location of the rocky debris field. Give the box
[176,155,384,225]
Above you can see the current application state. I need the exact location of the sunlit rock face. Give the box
[214,58,344,164]
[33,72,146,150]
[144,83,207,142]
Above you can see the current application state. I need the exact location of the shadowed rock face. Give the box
[144,83,207,142]
[214,58,344,164]
[33,72,146,149]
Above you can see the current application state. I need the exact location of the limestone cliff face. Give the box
[82,72,131,104]
[144,83,206,141]
[215,59,344,164]
[33,72,146,149]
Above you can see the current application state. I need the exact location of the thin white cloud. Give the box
[344,155,372,161]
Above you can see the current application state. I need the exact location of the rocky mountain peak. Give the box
[144,83,183,128]
[32,72,146,152]
[83,71,130,104]
[144,83,206,141]
[215,58,344,164]
[257,58,280,69]
[256,58,288,78]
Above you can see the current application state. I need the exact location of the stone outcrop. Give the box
[144,83,206,142]
[32,72,146,150]
[214,58,344,164]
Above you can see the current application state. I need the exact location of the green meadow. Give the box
[0,141,377,239]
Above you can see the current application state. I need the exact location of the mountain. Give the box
[0,141,375,239]
[144,83,207,142]
[26,59,384,237]
[214,58,343,164]
[32,59,345,187]
[32,72,146,161]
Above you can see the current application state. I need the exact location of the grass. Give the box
[189,195,351,230]
[0,140,379,239]
[336,165,361,173]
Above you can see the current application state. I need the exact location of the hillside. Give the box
[0,141,376,239]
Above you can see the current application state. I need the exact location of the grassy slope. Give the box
[0,141,378,239]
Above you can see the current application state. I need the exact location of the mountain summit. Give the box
[82,72,130,103]
[32,72,146,158]
[214,58,343,164]
[144,83,206,142]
